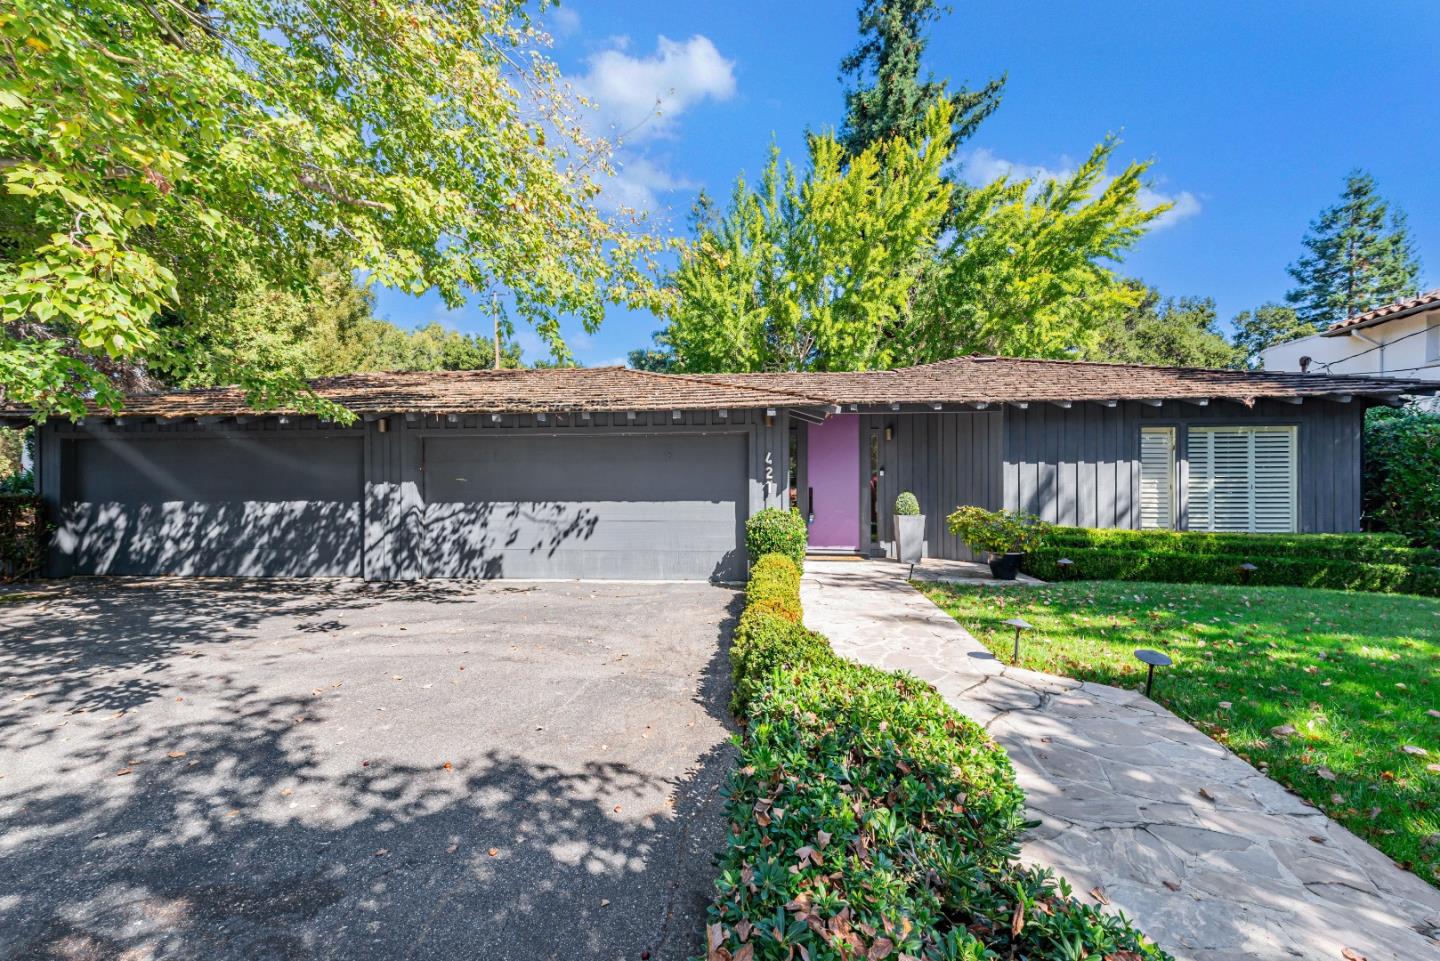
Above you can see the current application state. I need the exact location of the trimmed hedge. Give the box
[0,494,44,583]
[1026,546,1440,597]
[743,553,804,624]
[1041,526,1435,564]
[706,552,1170,961]
[745,507,808,566]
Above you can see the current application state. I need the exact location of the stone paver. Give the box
[802,559,1440,961]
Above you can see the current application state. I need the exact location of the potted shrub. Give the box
[893,491,925,565]
[946,506,1050,580]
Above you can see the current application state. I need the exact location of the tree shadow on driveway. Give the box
[0,580,740,961]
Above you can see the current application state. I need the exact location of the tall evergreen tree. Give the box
[1285,170,1421,328]
[838,0,1004,156]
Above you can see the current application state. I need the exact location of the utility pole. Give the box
[492,290,501,369]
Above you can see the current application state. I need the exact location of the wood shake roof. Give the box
[8,356,1431,421]
[1322,289,1440,336]
[702,356,1426,406]
[57,367,836,418]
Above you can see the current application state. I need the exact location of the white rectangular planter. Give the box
[895,514,926,564]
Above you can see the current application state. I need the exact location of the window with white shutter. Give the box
[1186,426,1297,533]
[1139,427,1176,529]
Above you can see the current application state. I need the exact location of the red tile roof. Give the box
[7,357,1429,421]
[1322,289,1440,336]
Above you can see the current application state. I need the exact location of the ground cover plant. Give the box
[704,553,1170,960]
[916,579,1440,888]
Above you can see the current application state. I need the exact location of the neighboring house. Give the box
[1262,290,1440,406]
[8,358,1431,582]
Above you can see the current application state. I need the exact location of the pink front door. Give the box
[806,415,861,550]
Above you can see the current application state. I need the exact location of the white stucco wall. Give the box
[1261,308,1440,390]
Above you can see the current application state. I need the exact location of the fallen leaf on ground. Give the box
[1089,886,1110,905]
[1400,745,1428,757]
[166,752,186,759]
[1341,949,1368,961]
[115,768,132,777]
[487,847,499,857]
[1316,767,1337,781]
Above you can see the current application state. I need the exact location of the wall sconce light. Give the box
[377,418,388,433]
[884,425,894,441]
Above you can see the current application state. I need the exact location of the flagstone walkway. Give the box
[801,559,1440,961]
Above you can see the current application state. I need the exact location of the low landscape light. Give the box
[1237,561,1258,584]
[1133,648,1173,698]
[1056,557,1075,579]
[1002,617,1032,664]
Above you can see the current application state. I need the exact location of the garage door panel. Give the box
[58,435,364,576]
[421,433,746,581]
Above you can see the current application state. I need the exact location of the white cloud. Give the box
[958,147,1201,230]
[567,35,736,214]
[574,35,736,143]
[594,154,698,213]
[550,5,581,37]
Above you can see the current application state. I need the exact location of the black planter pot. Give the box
[986,552,1024,580]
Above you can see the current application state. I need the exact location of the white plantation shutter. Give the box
[1139,428,1176,529]
[1186,426,1297,533]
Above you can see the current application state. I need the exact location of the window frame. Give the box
[1184,424,1299,534]
[1138,426,1177,530]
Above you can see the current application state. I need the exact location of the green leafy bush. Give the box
[893,491,921,516]
[1025,547,1440,597]
[745,507,808,566]
[708,554,1170,960]
[0,494,44,582]
[744,554,803,623]
[1043,526,1435,564]
[1363,407,1440,549]
[946,506,1051,555]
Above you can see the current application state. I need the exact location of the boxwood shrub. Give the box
[745,507,808,567]
[1042,526,1435,564]
[706,552,1171,961]
[1027,546,1440,597]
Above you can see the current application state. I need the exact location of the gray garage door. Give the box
[420,433,747,581]
[57,433,364,576]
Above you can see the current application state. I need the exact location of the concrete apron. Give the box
[801,559,1440,961]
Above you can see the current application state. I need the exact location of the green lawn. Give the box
[916,579,1440,888]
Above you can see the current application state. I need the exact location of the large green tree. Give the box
[1085,286,1240,368]
[1285,170,1421,329]
[904,139,1166,361]
[654,110,1165,371]
[838,0,1004,157]
[1,0,662,420]
[665,103,955,372]
[1230,302,1312,369]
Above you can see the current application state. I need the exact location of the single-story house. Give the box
[11,357,1433,582]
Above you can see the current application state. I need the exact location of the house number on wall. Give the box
[765,451,774,495]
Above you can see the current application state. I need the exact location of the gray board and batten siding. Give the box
[36,393,1367,580]
[37,408,791,582]
[840,397,1365,560]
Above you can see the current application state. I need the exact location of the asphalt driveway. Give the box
[0,579,739,961]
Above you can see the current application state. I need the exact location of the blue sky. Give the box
[371,0,1440,367]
